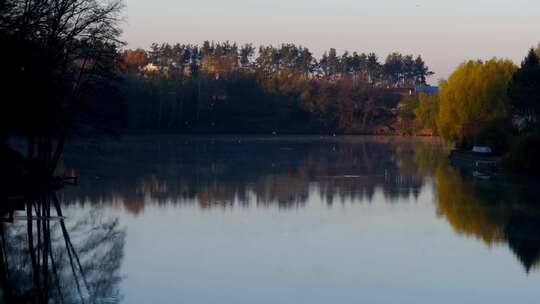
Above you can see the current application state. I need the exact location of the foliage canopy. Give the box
[437,59,517,142]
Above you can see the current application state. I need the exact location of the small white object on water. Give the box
[472,146,492,153]
[473,171,491,180]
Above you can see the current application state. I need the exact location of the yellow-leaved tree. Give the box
[437,59,517,143]
[414,93,439,134]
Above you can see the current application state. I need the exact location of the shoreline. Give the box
[99,129,437,137]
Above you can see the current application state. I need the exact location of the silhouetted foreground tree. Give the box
[0,0,124,176]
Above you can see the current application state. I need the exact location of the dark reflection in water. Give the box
[0,192,125,303]
[3,136,540,303]
[63,136,429,209]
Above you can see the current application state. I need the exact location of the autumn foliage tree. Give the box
[437,59,517,144]
[124,49,149,71]
[414,93,439,133]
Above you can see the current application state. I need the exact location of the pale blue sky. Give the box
[123,0,540,81]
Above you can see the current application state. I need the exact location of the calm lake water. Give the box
[2,136,540,303]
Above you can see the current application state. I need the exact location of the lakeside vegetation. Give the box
[119,42,434,134]
[117,42,540,173]
[434,47,540,174]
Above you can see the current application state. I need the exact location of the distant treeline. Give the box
[117,41,435,134]
[129,42,432,86]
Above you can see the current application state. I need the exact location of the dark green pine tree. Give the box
[508,48,540,131]
[319,53,329,77]
[327,48,339,76]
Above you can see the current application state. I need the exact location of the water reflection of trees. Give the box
[59,136,540,273]
[62,137,440,211]
[435,165,540,273]
[0,192,125,303]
